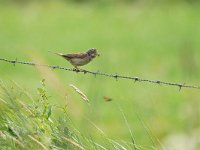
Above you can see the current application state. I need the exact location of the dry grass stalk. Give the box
[69,84,89,103]
[63,136,85,150]
[28,135,48,150]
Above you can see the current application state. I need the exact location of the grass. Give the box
[0,1,200,149]
[0,79,139,149]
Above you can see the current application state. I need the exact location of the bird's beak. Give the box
[97,53,100,56]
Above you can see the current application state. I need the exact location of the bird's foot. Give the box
[73,67,81,72]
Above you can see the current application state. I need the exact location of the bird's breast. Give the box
[69,57,92,66]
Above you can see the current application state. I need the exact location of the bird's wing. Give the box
[62,53,88,59]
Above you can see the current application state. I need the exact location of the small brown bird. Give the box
[49,48,100,68]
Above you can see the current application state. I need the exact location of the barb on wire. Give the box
[0,58,200,90]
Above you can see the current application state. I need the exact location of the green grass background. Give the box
[1,1,200,149]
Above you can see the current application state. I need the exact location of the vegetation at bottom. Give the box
[0,80,142,150]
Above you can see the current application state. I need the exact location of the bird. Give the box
[49,48,100,68]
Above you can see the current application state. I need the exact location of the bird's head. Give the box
[87,48,100,58]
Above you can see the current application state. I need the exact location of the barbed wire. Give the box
[0,58,200,90]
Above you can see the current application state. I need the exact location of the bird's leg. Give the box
[73,66,81,72]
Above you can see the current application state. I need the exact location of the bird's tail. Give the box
[48,51,63,56]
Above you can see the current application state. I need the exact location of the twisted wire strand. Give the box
[0,58,200,90]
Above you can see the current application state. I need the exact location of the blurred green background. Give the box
[1,0,200,149]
